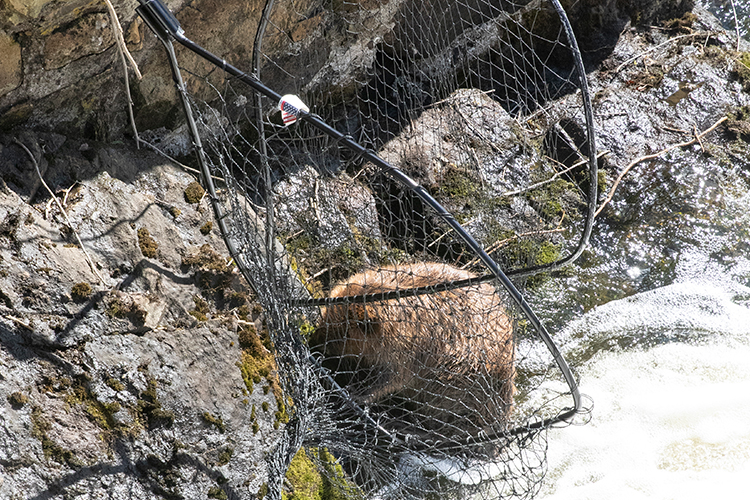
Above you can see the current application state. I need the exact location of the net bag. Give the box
[135,0,595,498]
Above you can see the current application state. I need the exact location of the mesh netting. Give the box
[136,0,596,498]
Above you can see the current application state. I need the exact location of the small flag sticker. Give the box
[279,94,309,126]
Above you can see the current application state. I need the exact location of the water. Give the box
[538,279,750,499]
[703,0,750,39]
[528,12,750,491]
[525,2,750,490]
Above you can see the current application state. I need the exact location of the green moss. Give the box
[216,447,233,466]
[252,421,260,434]
[106,295,147,323]
[282,448,358,500]
[184,181,205,204]
[85,400,121,430]
[236,348,273,394]
[50,374,123,433]
[200,221,213,235]
[258,484,269,499]
[283,448,322,500]
[316,448,358,500]
[735,53,750,92]
[274,395,289,429]
[299,320,315,339]
[597,169,607,195]
[208,487,228,500]
[137,379,175,429]
[661,11,697,32]
[70,282,92,302]
[261,401,269,412]
[535,241,561,266]
[105,378,125,392]
[202,412,226,433]
[137,227,159,259]
[31,406,84,468]
[169,206,182,218]
[182,244,233,293]
[439,164,482,202]
[190,295,210,322]
[502,239,561,269]
[7,391,28,408]
[237,324,259,349]
[526,178,576,220]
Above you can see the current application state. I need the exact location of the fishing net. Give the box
[135,0,596,498]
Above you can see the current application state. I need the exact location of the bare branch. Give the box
[14,140,106,285]
[596,116,728,216]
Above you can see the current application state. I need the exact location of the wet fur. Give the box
[311,262,515,441]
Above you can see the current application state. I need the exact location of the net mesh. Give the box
[139,0,596,498]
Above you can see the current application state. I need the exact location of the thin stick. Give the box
[596,116,727,216]
[104,0,142,146]
[500,151,608,198]
[104,0,142,79]
[3,315,33,331]
[15,140,105,284]
[731,0,741,52]
[613,32,709,76]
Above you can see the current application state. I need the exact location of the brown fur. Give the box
[311,262,515,442]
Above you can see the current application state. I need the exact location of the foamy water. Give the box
[538,279,750,500]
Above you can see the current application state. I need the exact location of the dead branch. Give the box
[500,151,608,198]
[104,0,142,146]
[15,140,106,285]
[596,116,728,216]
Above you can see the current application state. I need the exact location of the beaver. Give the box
[311,262,515,445]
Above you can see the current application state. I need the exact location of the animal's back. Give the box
[312,262,515,442]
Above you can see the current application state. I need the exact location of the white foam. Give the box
[538,280,750,499]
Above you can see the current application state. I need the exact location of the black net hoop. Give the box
[135,0,596,498]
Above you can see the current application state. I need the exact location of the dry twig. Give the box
[731,0,741,52]
[15,140,105,284]
[500,151,608,198]
[104,0,142,146]
[612,32,712,77]
[596,116,727,216]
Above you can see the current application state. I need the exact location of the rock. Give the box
[0,0,692,141]
[1,2,745,499]
[0,32,22,97]
[0,133,279,499]
[43,13,115,70]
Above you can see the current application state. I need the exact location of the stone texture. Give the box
[0,133,279,499]
[0,0,693,140]
[0,32,22,97]
[43,12,115,70]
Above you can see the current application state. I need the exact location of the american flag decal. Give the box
[279,94,309,126]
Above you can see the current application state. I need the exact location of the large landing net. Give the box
[135,0,595,499]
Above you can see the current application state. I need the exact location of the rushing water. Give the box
[537,278,750,499]
[529,25,750,496]
[526,1,750,490]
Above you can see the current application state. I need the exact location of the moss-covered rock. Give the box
[137,227,159,259]
[184,181,205,204]
[70,282,92,302]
